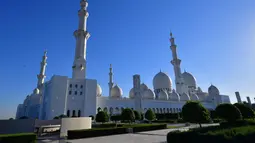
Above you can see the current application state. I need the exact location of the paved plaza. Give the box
[39,124,218,143]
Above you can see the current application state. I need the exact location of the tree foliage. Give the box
[121,108,135,123]
[216,103,242,122]
[89,115,94,120]
[19,116,28,119]
[96,111,109,123]
[133,110,142,120]
[110,114,121,122]
[145,109,156,121]
[182,101,210,127]
[234,103,254,119]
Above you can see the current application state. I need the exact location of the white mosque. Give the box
[16,0,231,120]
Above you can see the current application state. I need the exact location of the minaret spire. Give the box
[37,50,47,88]
[108,64,114,96]
[170,32,185,94]
[72,0,90,79]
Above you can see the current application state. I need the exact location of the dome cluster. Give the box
[129,83,155,99]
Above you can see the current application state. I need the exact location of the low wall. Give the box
[60,117,91,137]
[0,119,35,134]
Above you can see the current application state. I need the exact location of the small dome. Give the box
[111,85,123,98]
[96,84,102,97]
[169,89,180,101]
[153,71,172,90]
[190,94,199,101]
[129,88,135,99]
[208,85,219,95]
[197,87,203,93]
[182,72,197,88]
[140,83,149,92]
[142,89,155,99]
[180,93,190,101]
[158,90,168,100]
[33,88,40,94]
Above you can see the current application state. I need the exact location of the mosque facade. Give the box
[16,0,230,120]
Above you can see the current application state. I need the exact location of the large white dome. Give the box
[182,71,196,88]
[111,85,123,98]
[208,85,219,96]
[96,84,102,97]
[153,71,172,90]
[158,90,168,100]
[180,93,190,101]
[143,89,155,99]
[190,94,199,101]
[169,89,180,101]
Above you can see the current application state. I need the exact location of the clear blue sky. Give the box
[0,0,254,119]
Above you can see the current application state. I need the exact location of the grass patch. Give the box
[0,133,37,143]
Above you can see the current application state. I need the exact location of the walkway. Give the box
[38,123,219,143]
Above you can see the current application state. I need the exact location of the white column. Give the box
[72,0,90,79]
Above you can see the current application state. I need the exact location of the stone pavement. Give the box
[39,124,219,143]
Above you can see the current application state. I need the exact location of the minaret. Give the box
[108,64,114,96]
[170,32,185,94]
[37,51,47,88]
[72,0,90,79]
[133,74,142,113]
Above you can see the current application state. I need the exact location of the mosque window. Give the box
[72,110,76,117]
[80,92,82,95]
[80,85,83,88]
[75,84,78,88]
[69,84,72,88]
[67,110,70,117]
[78,110,81,117]
[173,108,175,113]
[160,108,163,114]
[69,91,72,95]
[75,91,77,95]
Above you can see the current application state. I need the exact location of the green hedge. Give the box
[220,119,255,128]
[132,124,167,132]
[0,133,37,143]
[167,125,255,143]
[68,124,167,139]
[92,123,123,128]
[152,119,185,123]
[68,127,128,139]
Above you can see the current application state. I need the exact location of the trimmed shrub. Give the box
[0,133,37,143]
[234,103,255,119]
[96,111,109,123]
[121,108,135,123]
[68,127,128,139]
[133,110,142,120]
[110,114,121,122]
[19,116,28,119]
[92,123,123,128]
[216,103,242,122]
[132,124,167,132]
[68,124,167,139]
[145,109,156,121]
[220,119,255,128]
[167,125,255,143]
[182,101,210,127]
[89,115,94,120]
